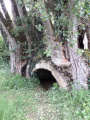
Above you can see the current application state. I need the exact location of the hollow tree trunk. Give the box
[68,46,89,89]
[68,14,89,89]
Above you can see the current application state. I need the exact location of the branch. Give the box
[0,11,15,39]
[37,0,56,42]
[22,0,27,15]
[0,18,12,42]
[0,11,9,27]
[16,0,27,17]
[16,0,32,53]
[10,0,19,26]
[0,0,11,21]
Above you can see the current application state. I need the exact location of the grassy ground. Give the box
[0,67,90,120]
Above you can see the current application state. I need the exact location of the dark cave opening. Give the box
[35,69,57,90]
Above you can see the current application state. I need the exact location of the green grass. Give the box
[0,67,90,120]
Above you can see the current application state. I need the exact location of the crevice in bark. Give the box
[22,63,27,77]
[78,31,89,50]
[86,26,90,50]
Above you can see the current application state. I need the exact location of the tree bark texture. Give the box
[67,2,89,89]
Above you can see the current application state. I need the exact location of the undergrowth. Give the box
[0,67,90,120]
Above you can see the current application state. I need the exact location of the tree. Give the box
[0,0,90,89]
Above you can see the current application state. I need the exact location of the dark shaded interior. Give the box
[35,69,57,90]
[78,33,84,49]
[22,64,27,77]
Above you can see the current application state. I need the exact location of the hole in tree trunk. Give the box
[22,64,27,77]
[78,34,84,49]
[35,69,57,90]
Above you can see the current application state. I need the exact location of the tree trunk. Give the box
[68,46,89,89]
[67,13,89,89]
[9,38,16,73]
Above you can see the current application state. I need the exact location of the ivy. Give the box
[75,0,90,18]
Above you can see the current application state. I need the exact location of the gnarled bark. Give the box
[67,6,89,89]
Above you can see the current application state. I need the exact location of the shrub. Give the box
[1,72,40,90]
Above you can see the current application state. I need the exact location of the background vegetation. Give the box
[0,34,9,65]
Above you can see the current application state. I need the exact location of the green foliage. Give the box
[83,49,90,59]
[1,68,90,120]
[52,82,59,90]
[1,73,40,90]
[12,0,90,61]
[54,1,70,41]
[77,49,90,64]
[43,48,51,57]
[54,0,90,45]
[0,97,14,120]
[75,0,90,18]
[35,1,50,22]
[0,34,9,64]
[46,88,90,120]
[35,24,43,32]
